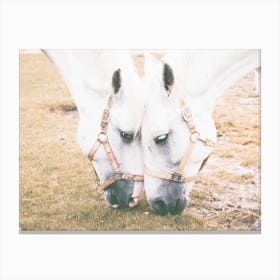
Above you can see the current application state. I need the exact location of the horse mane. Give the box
[163,50,260,100]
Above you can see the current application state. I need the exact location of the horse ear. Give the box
[163,63,174,93]
[112,69,121,94]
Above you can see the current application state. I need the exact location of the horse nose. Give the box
[151,197,186,216]
[105,188,131,207]
[104,180,134,208]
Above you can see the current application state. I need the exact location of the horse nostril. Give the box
[176,198,182,209]
[169,198,186,215]
[105,191,119,208]
[153,199,168,216]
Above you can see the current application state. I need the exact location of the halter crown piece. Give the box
[144,98,216,183]
[87,93,144,193]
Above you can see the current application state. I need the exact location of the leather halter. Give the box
[144,99,215,183]
[87,93,144,193]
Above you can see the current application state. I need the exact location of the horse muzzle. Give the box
[104,180,143,208]
[147,181,187,215]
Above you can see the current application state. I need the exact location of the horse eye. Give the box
[120,131,134,143]
[154,134,169,144]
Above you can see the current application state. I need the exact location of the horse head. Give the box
[43,50,145,208]
[142,50,260,215]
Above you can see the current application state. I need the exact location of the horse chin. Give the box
[103,180,140,208]
[146,180,188,215]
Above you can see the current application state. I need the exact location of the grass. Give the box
[19,53,260,232]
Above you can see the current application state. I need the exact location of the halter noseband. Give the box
[88,93,144,193]
[144,99,216,183]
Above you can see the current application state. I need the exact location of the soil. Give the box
[189,72,260,231]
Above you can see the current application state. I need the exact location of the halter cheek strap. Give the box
[144,99,216,183]
[88,93,144,193]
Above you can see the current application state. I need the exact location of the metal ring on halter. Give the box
[98,132,108,143]
[114,171,122,180]
[190,131,201,143]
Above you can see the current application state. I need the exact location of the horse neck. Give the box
[165,50,260,102]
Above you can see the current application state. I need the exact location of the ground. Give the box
[19,52,260,231]
[190,72,260,230]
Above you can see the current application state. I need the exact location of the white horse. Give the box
[43,50,145,208]
[142,50,260,215]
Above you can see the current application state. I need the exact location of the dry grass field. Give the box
[19,52,260,231]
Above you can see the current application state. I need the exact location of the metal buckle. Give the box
[182,106,192,122]
[114,171,123,180]
[101,108,110,124]
[190,131,201,143]
[171,172,182,182]
[98,132,108,143]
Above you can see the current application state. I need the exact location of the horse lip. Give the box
[129,197,140,208]
[104,180,137,207]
